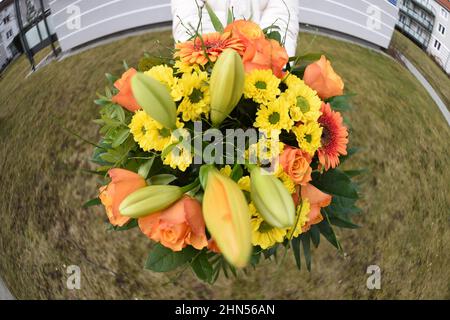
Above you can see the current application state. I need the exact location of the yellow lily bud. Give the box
[201,166,252,268]
[250,166,296,228]
[119,185,183,218]
[210,49,245,127]
[131,72,177,130]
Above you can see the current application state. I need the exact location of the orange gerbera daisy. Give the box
[175,32,245,66]
[317,103,349,170]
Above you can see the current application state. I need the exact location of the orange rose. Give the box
[99,169,146,227]
[138,196,208,252]
[225,20,289,78]
[243,37,289,78]
[303,55,344,100]
[224,20,265,47]
[300,183,332,232]
[112,68,141,112]
[279,146,312,186]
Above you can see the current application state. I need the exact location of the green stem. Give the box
[180,178,200,193]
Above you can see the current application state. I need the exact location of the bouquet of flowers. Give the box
[86,10,361,283]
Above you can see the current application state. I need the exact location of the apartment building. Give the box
[428,0,450,73]
[397,0,435,48]
[48,0,399,52]
[397,0,450,73]
[0,0,20,68]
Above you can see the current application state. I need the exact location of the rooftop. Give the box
[436,0,450,11]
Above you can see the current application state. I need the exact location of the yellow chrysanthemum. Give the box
[144,65,182,101]
[219,165,232,176]
[292,121,323,156]
[244,69,281,104]
[283,74,322,123]
[177,71,210,122]
[254,97,293,132]
[287,199,311,239]
[129,110,182,151]
[162,129,193,172]
[238,176,251,192]
[174,59,200,74]
[247,136,284,165]
[250,203,287,249]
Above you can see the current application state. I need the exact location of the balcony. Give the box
[399,4,434,32]
[397,20,431,48]
[410,0,435,15]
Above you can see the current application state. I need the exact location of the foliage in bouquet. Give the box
[85,8,362,283]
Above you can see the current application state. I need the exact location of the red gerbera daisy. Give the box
[175,32,245,66]
[317,103,349,171]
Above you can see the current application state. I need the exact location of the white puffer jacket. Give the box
[171,0,299,57]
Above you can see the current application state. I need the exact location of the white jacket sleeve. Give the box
[259,0,299,57]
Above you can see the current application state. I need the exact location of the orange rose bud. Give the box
[99,169,146,227]
[303,55,344,100]
[112,68,141,112]
[279,146,313,186]
[300,183,332,232]
[138,196,208,252]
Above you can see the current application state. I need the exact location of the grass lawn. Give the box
[0,30,449,299]
[391,30,450,110]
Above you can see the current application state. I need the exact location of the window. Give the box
[438,24,446,35]
[442,8,449,19]
[6,29,13,39]
[3,15,10,24]
[434,39,441,51]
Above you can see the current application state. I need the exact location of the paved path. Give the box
[398,54,450,126]
[0,276,14,300]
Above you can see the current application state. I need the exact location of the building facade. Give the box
[0,0,20,68]
[397,0,450,73]
[0,0,51,70]
[427,0,450,73]
[397,0,436,48]
[48,0,399,52]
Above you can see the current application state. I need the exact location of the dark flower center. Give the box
[258,221,274,233]
[159,127,171,138]
[255,81,267,90]
[189,88,203,103]
[269,112,280,125]
[296,96,310,113]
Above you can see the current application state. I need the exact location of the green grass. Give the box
[0,30,449,299]
[391,30,450,110]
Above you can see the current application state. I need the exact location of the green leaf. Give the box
[301,233,312,271]
[205,3,224,32]
[82,197,101,208]
[145,244,198,272]
[291,237,301,270]
[266,31,281,42]
[94,98,111,106]
[312,169,358,199]
[227,8,234,24]
[111,128,130,148]
[326,94,356,112]
[123,60,129,71]
[344,169,367,178]
[317,218,341,250]
[325,207,360,229]
[291,52,323,63]
[148,174,177,185]
[310,225,320,248]
[191,251,214,283]
[138,157,155,179]
[107,219,138,231]
[105,73,118,85]
[230,164,244,182]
